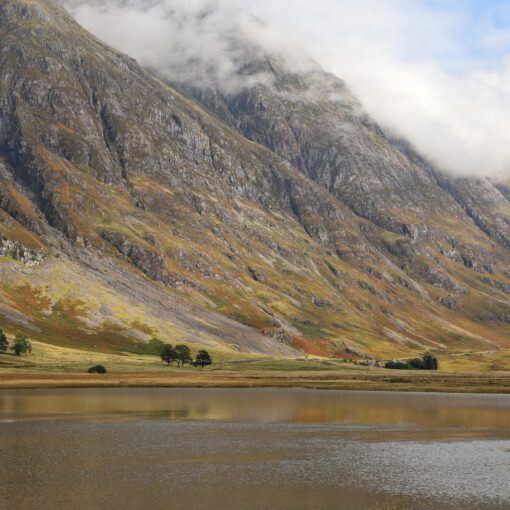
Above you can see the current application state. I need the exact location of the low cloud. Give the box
[62,0,312,93]
[62,0,510,177]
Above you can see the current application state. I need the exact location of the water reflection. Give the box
[0,388,510,436]
[0,389,509,510]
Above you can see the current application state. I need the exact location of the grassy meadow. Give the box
[1,340,510,393]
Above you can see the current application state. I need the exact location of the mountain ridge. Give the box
[1,0,510,368]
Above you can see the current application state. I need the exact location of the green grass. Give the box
[0,340,366,374]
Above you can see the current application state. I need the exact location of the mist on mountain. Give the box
[62,0,510,178]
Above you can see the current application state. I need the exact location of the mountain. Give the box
[1,0,510,366]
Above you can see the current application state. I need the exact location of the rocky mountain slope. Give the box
[1,0,510,365]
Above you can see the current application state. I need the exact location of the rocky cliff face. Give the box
[175,55,510,329]
[178,57,510,247]
[1,0,510,364]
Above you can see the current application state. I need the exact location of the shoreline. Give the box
[2,369,510,394]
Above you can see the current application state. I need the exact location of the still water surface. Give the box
[0,388,509,509]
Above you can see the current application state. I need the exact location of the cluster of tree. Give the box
[0,329,32,356]
[385,353,439,371]
[160,343,212,368]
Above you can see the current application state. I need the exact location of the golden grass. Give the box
[2,367,510,393]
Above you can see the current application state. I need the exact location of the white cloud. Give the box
[248,0,510,177]
[62,0,510,177]
[62,0,302,92]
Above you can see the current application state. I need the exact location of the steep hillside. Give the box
[1,0,510,365]
[174,56,510,353]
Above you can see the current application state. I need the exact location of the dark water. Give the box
[0,388,509,510]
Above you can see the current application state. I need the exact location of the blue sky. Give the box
[427,0,510,63]
[248,0,510,69]
[242,0,510,176]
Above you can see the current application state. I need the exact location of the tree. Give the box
[195,350,212,369]
[423,353,439,370]
[0,329,8,353]
[12,334,31,356]
[409,358,425,370]
[385,360,409,370]
[149,337,165,355]
[160,344,177,366]
[385,353,439,371]
[175,344,192,367]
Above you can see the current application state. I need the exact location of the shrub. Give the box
[385,354,439,371]
[87,365,107,374]
[385,360,410,370]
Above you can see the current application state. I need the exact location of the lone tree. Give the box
[160,344,177,366]
[12,334,31,356]
[195,350,212,369]
[0,329,8,353]
[175,345,192,367]
[423,353,439,370]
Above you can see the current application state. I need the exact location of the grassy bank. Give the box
[1,341,510,393]
[2,368,510,393]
